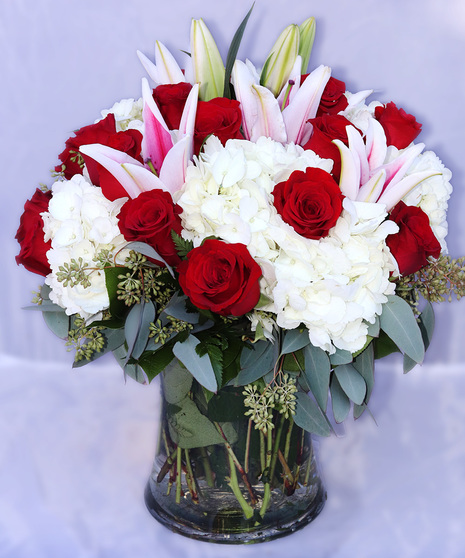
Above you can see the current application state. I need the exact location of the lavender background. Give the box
[1,0,465,557]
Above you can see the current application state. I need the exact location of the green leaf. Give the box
[293,393,331,437]
[138,344,176,383]
[167,396,225,448]
[353,343,375,400]
[303,344,331,412]
[163,293,199,324]
[42,310,69,339]
[73,328,126,368]
[208,387,247,422]
[379,295,425,363]
[124,300,156,364]
[104,266,130,319]
[373,330,400,359]
[170,230,194,258]
[234,341,275,386]
[281,328,310,355]
[330,348,353,365]
[112,344,148,385]
[367,316,380,338]
[173,335,218,392]
[403,302,435,373]
[162,360,193,404]
[330,375,350,423]
[223,4,254,98]
[125,241,174,277]
[334,364,366,405]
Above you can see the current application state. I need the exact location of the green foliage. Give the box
[294,392,331,436]
[171,231,194,259]
[330,375,351,423]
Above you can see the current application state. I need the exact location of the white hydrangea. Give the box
[42,175,129,319]
[99,98,144,132]
[177,137,397,354]
[401,150,452,251]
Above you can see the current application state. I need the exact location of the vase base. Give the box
[144,479,327,544]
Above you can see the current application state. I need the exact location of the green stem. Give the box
[284,416,294,464]
[175,446,182,504]
[260,430,265,473]
[269,414,285,487]
[184,449,199,504]
[245,418,252,474]
[227,453,254,519]
[199,447,215,488]
[303,439,314,488]
[259,424,273,518]
[214,422,257,505]
[157,447,177,483]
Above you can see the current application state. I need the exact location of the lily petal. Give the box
[190,18,225,101]
[231,59,260,141]
[356,169,386,202]
[298,17,316,74]
[333,139,360,201]
[276,55,302,110]
[378,170,441,211]
[178,83,199,162]
[282,64,331,145]
[159,135,191,194]
[261,24,300,97]
[347,125,369,184]
[365,119,387,170]
[380,142,425,189]
[154,41,186,84]
[250,84,287,142]
[137,50,160,84]
[141,77,173,173]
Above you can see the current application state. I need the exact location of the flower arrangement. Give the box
[15,7,465,541]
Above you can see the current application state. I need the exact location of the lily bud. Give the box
[190,18,225,101]
[260,24,299,97]
[298,17,316,74]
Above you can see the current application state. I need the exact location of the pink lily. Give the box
[137,41,186,86]
[334,121,441,210]
[80,82,199,199]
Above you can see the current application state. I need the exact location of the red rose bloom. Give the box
[177,239,262,316]
[153,82,193,130]
[273,168,344,240]
[15,188,52,276]
[117,189,183,267]
[386,201,441,275]
[316,76,348,116]
[374,102,422,149]
[302,114,355,180]
[56,113,143,188]
[194,98,243,156]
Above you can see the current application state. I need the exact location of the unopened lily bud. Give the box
[260,24,299,97]
[190,18,225,101]
[298,17,316,74]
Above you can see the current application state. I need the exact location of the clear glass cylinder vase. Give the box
[144,360,326,544]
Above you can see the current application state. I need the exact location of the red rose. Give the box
[374,102,422,149]
[153,82,193,130]
[15,188,52,276]
[273,168,344,240]
[56,113,143,187]
[316,76,348,116]
[302,114,355,180]
[117,189,183,267]
[177,239,262,316]
[194,98,243,156]
[386,201,441,275]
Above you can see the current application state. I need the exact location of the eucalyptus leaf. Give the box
[23,301,64,312]
[293,393,331,437]
[379,295,425,364]
[234,341,275,386]
[334,364,366,405]
[173,335,218,392]
[43,311,69,339]
[112,344,149,385]
[208,388,247,422]
[104,266,130,319]
[125,241,174,277]
[330,348,353,365]
[367,316,380,338]
[167,396,225,449]
[303,344,331,412]
[124,300,156,364]
[281,329,310,355]
[330,375,351,423]
[163,293,199,324]
[162,360,193,404]
[353,344,374,400]
[403,302,435,373]
[72,328,126,368]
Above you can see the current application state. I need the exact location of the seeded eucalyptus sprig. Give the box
[66,317,106,362]
[397,255,465,311]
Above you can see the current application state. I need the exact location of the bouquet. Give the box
[15,7,464,542]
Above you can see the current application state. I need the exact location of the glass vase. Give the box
[144,360,326,544]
